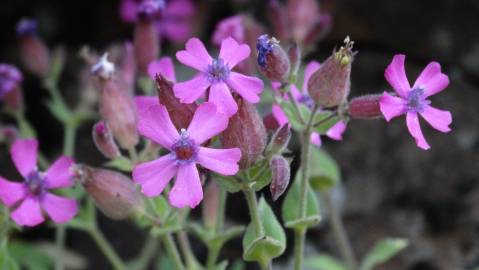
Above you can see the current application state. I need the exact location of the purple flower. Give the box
[380,54,452,150]
[133,102,241,208]
[271,61,346,146]
[174,37,264,117]
[0,64,23,99]
[0,139,78,227]
[119,0,195,43]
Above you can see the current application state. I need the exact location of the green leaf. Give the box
[313,111,340,134]
[282,170,321,230]
[305,255,348,270]
[213,174,242,193]
[247,160,273,191]
[242,197,286,267]
[104,157,134,172]
[278,100,310,131]
[360,238,408,270]
[9,241,53,270]
[309,148,341,192]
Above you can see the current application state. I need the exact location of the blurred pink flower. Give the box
[133,102,241,208]
[119,0,195,43]
[0,139,77,227]
[380,54,452,150]
[272,61,346,146]
[212,15,245,46]
[174,37,264,116]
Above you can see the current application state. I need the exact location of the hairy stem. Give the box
[163,234,186,270]
[133,237,158,270]
[243,183,264,237]
[206,186,227,270]
[89,227,127,270]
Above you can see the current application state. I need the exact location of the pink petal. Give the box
[406,112,430,150]
[227,72,263,103]
[272,104,289,126]
[0,176,26,207]
[176,37,212,71]
[134,96,159,119]
[208,82,238,117]
[412,61,449,97]
[147,57,176,82]
[119,0,138,23]
[219,37,251,69]
[302,61,321,93]
[197,147,241,175]
[11,139,38,178]
[187,102,229,144]
[133,154,177,197]
[137,105,180,149]
[384,54,411,98]
[290,85,302,100]
[211,15,245,46]
[310,133,322,147]
[44,156,74,189]
[168,163,203,208]
[41,193,77,224]
[420,105,452,133]
[326,121,347,141]
[165,0,195,18]
[173,74,211,103]
[11,196,44,227]
[379,91,406,122]
[161,20,192,43]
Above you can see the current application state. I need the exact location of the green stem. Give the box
[286,91,306,124]
[206,186,227,270]
[132,237,159,270]
[177,231,197,269]
[324,192,357,270]
[163,234,186,270]
[243,183,264,237]
[63,123,77,157]
[54,226,66,270]
[89,227,127,270]
[293,229,306,270]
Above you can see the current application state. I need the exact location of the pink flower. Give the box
[271,61,347,146]
[211,15,245,46]
[0,139,77,227]
[380,54,452,150]
[119,0,195,43]
[174,37,264,116]
[132,102,241,208]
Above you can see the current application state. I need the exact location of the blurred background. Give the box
[1,0,478,269]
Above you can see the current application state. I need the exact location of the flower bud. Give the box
[74,165,144,220]
[202,180,219,229]
[16,18,50,78]
[269,155,290,201]
[308,37,355,108]
[92,121,121,159]
[265,124,291,157]
[268,0,289,41]
[134,1,161,74]
[286,0,320,43]
[348,94,382,119]
[221,98,267,170]
[92,55,139,149]
[155,74,196,129]
[303,14,332,47]
[0,64,24,112]
[256,35,290,82]
[263,113,280,131]
[0,126,19,145]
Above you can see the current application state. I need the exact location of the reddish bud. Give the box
[16,18,50,78]
[134,19,160,74]
[263,113,280,131]
[266,124,291,157]
[74,165,144,220]
[286,0,320,43]
[256,35,291,82]
[221,98,267,170]
[155,74,197,129]
[0,126,19,144]
[202,180,219,229]
[92,121,121,159]
[348,94,383,119]
[3,87,24,113]
[269,155,291,201]
[268,0,289,41]
[308,37,355,108]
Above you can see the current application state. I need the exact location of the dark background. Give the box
[1,0,479,269]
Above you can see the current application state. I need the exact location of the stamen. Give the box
[25,170,46,196]
[407,88,430,112]
[172,130,198,163]
[206,58,230,83]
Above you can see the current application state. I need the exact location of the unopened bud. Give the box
[0,64,24,112]
[74,165,144,220]
[308,37,355,108]
[266,124,291,157]
[134,17,160,74]
[286,0,320,42]
[348,94,382,119]
[202,180,219,229]
[263,113,280,131]
[16,18,50,78]
[155,74,196,129]
[269,155,291,201]
[92,121,121,159]
[256,35,290,82]
[268,0,289,41]
[221,98,267,169]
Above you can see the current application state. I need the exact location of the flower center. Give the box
[206,58,230,83]
[172,129,198,164]
[256,34,273,68]
[407,87,430,112]
[297,94,315,109]
[25,170,46,196]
